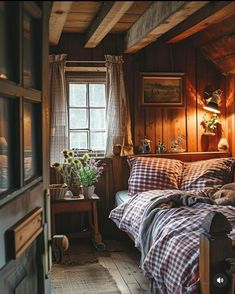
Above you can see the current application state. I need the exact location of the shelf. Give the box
[134,151,229,156]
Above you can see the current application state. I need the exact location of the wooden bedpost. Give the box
[199,211,235,294]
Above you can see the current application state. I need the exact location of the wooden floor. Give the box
[51,238,151,294]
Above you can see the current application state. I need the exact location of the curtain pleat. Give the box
[49,54,68,164]
[105,55,134,157]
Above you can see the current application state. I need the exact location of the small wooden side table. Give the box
[50,194,105,250]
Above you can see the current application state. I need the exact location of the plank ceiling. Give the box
[50,1,235,74]
[63,1,152,33]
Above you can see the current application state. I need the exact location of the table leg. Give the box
[91,201,105,251]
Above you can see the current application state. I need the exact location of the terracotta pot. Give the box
[69,184,81,197]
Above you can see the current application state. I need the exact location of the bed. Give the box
[109,154,235,294]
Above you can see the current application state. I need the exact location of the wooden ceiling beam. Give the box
[49,1,72,45]
[124,1,208,53]
[165,1,235,44]
[84,1,134,48]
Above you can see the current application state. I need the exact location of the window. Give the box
[68,79,106,156]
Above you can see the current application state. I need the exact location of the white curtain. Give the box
[49,54,68,164]
[105,55,134,157]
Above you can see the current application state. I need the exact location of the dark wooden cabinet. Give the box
[0,2,51,294]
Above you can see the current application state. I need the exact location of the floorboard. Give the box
[51,238,151,294]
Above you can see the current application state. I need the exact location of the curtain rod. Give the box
[65,61,105,64]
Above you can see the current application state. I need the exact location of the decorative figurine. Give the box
[218,138,229,152]
[139,136,151,154]
[156,141,166,154]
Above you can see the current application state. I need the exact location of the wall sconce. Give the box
[203,89,222,114]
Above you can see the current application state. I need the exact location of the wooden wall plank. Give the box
[196,51,209,152]
[145,109,156,153]
[225,75,235,156]
[163,109,186,152]
[186,44,197,151]
[155,109,163,149]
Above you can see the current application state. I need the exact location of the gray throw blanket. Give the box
[138,190,215,269]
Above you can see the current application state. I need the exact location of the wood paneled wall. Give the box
[124,40,228,154]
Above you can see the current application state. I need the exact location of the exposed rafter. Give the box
[165,1,235,44]
[124,1,208,53]
[49,1,72,45]
[84,1,134,48]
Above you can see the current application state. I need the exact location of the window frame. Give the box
[67,74,106,155]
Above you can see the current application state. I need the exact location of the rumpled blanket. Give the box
[109,189,235,294]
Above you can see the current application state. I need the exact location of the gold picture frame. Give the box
[140,72,185,107]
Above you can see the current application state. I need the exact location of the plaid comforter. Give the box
[109,190,235,294]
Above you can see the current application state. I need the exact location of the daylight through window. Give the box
[68,82,106,156]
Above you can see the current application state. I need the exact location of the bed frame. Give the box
[112,151,235,294]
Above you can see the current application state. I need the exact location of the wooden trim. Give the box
[49,1,72,45]
[0,80,42,101]
[85,1,134,48]
[6,207,43,259]
[132,151,229,157]
[65,66,107,73]
[0,177,43,208]
[124,1,208,53]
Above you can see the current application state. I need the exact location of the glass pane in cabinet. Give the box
[23,12,40,89]
[0,2,19,82]
[24,102,39,181]
[0,98,9,193]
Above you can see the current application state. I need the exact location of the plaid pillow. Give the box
[180,157,235,191]
[127,157,183,196]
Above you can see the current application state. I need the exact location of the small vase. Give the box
[82,185,95,198]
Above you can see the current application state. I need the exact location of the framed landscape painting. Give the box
[140,72,185,107]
